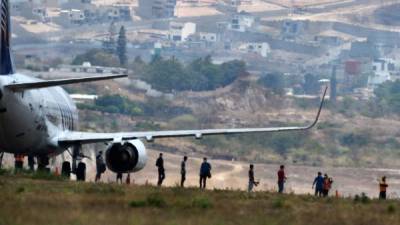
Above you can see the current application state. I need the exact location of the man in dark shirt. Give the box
[312,172,324,197]
[181,156,188,187]
[156,153,165,186]
[248,164,259,192]
[95,151,105,182]
[379,176,388,200]
[199,157,211,189]
[277,165,287,193]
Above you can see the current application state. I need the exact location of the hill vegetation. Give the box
[69,52,400,168]
[72,49,247,92]
[0,173,399,225]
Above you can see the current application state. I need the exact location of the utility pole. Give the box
[330,65,337,104]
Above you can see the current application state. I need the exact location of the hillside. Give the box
[0,173,399,225]
[71,76,400,168]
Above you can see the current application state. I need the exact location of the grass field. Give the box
[1,171,400,225]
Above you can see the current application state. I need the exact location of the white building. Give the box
[69,94,98,104]
[69,9,85,24]
[238,42,270,57]
[198,32,217,42]
[228,11,255,32]
[137,0,177,19]
[368,59,393,88]
[231,0,253,6]
[32,7,49,22]
[168,22,196,42]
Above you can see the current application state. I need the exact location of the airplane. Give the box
[0,0,327,179]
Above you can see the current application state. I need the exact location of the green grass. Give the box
[1,174,400,225]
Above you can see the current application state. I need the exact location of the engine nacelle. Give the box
[105,139,147,173]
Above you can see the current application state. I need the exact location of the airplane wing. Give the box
[57,87,327,145]
[5,74,128,91]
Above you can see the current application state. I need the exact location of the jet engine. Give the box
[105,139,147,173]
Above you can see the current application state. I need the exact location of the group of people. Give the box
[248,164,287,193]
[94,151,390,199]
[156,153,212,189]
[312,172,334,197]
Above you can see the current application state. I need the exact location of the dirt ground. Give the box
[2,149,400,198]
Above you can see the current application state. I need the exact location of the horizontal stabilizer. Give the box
[5,74,128,91]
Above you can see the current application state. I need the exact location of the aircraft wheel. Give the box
[76,162,86,181]
[37,156,50,172]
[61,161,71,178]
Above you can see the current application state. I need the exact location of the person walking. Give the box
[28,155,35,171]
[323,174,333,197]
[379,176,388,200]
[199,157,212,189]
[156,153,165,186]
[277,165,287,193]
[180,156,188,187]
[312,172,324,197]
[14,154,24,172]
[95,151,106,182]
[248,164,259,192]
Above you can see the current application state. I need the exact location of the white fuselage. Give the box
[0,73,78,155]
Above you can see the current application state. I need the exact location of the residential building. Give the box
[138,0,177,19]
[69,9,85,24]
[237,42,270,57]
[107,4,132,21]
[32,7,49,22]
[231,0,252,6]
[368,59,394,88]
[168,22,196,42]
[281,20,304,40]
[228,11,255,32]
[198,32,217,42]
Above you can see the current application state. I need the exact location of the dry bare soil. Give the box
[1,173,400,225]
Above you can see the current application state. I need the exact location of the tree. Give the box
[259,72,285,95]
[116,26,127,66]
[374,80,400,114]
[102,22,117,54]
[72,49,119,67]
[139,56,247,92]
[303,73,320,95]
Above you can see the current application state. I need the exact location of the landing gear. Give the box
[37,156,50,172]
[67,144,86,181]
[61,161,71,178]
[0,152,3,169]
[76,162,86,181]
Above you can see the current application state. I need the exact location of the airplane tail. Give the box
[0,0,14,75]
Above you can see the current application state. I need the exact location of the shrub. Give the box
[146,193,167,208]
[272,198,285,209]
[191,196,213,209]
[387,204,396,213]
[16,187,25,193]
[30,171,65,181]
[354,192,370,204]
[340,132,370,147]
[0,169,10,176]
[129,200,147,208]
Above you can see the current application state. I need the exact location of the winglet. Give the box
[305,85,328,129]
